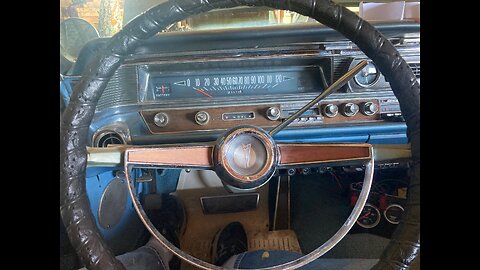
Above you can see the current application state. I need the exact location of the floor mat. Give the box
[175,184,301,269]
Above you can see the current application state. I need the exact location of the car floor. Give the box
[290,173,390,259]
[174,171,302,270]
[61,169,416,270]
[174,169,391,270]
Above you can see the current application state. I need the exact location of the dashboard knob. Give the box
[322,104,338,118]
[153,112,169,127]
[362,102,378,115]
[266,107,281,121]
[343,103,359,117]
[195,111,210,125]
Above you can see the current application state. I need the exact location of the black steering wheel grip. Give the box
[60,1,420,269]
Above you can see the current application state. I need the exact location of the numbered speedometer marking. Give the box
[178,74,290,91]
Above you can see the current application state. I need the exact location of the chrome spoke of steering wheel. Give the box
[123,143,214,170]
[86,143,409,167]
[277,143,372,168]
[269,60,368,136]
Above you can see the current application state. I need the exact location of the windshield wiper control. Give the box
[268,60,368,136]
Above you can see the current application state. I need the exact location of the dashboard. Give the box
[63,21,419,147]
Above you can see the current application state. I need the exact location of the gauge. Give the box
[383,204,404,225]
[353,61,380,87]
[153,83,172,98]
[356,203,381,229]
[161,71,299,98]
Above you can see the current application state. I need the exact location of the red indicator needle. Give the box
[161,84,165,94]
[360,212,370,219]
[194,88,212,98]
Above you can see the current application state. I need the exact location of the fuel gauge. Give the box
[356,203,381,229]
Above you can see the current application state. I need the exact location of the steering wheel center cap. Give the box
[214,126,278,189]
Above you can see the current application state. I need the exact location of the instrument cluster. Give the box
[80,22,419,146]
[138,65,325,102]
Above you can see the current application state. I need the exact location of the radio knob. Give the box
[362,102,378,115]
[266,107,281,121]
[322,104,338,118]
[153,112,169,127]
[343,103,359,117]
[195,111,210,125]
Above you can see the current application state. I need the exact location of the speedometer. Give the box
[138,66,324,101]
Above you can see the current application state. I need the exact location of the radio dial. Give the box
[323,104,338,118]
[362,102,378,115]
[343,103,359,117]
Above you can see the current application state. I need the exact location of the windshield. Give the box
[60,1,418,67]
[60,1,364,37]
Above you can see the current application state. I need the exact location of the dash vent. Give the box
[333,56,353,91]
[333,57,352,81]
[95,132,125,147]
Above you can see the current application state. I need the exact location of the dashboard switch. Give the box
[322,104,339,118]
[362,102,378,115]
[266,107,281,121]
[343,103,359,117]
[153,112,169,127]
[195,111,210,125]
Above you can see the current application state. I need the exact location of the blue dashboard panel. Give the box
[274,123,407,144]
[367,132,408,144]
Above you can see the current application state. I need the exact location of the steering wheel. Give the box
[60,1,420,269]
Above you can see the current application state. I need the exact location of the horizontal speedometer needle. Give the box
[194,88,213,98]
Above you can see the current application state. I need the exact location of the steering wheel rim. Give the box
[60,1,420,270]
[123,126,375,270]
